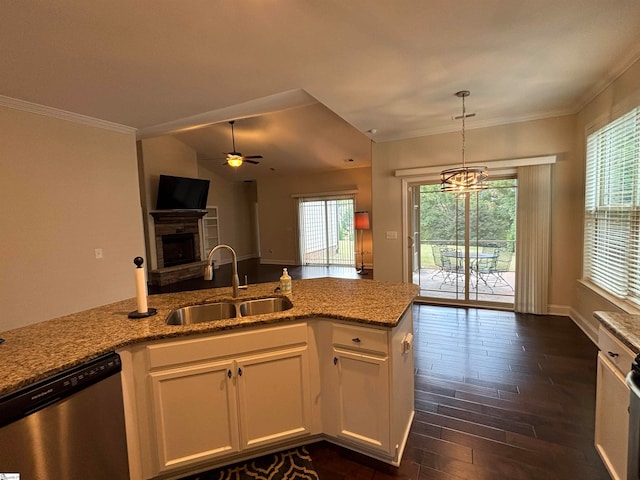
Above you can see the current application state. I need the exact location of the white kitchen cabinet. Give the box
[132,323,311,477]
[149,359,240,469]
[329,326,390,453]
[121,312,415,479]
[237,347,310,449]
[320,309,414,465]
[595,326,634,480]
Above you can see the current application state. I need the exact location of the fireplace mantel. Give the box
[150,210,207,221]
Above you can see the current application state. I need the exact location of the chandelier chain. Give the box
[461,93,466,167]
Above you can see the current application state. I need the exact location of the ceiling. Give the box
[3,1,640,179]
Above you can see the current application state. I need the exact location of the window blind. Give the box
[584,106,640,305]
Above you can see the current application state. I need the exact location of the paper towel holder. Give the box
[128,256,158,319]
[128,308,157,319]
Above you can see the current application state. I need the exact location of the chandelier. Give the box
[441,91,488,192]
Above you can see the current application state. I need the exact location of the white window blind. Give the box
[584,106,640,305]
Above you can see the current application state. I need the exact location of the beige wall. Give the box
[0,106,145,330]
[137,136,199,269]
[197,162,259,262]
[137,135,259,268]
[256,167,372,266]
[571,58,640,337]
[372,115,577,310]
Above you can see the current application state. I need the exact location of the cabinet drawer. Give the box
[332,323,388,355]
[147,323,307,370]
[598,326,635,376]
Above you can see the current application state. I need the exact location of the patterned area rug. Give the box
[180,447,319,480]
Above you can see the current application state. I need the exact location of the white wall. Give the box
[0,105,145,330]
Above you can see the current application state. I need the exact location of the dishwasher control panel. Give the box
[0,352,121,428]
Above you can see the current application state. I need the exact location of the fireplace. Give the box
[162,233,196,267]
[149,210,207,286]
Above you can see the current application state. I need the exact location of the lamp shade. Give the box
[354,211,370,230]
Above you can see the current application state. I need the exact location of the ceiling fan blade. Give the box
[245,159,260,165]
[244,155,263,159]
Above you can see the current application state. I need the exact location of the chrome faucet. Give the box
[204,244,239,298]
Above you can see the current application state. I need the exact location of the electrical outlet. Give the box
[95,248,103,259]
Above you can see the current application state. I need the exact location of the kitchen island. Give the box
[0,277,418,479]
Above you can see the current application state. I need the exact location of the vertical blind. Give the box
[584,106,640,305]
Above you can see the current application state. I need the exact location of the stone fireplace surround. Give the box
[149,210,207,286]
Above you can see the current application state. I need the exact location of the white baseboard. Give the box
[260,258,298,266]
[546,303,598,345]
[547,304,571,316]
[212,254,259,267]
[569,307,599,345]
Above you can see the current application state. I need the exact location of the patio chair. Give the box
[431,244,446,279]
[470,253,497,293]
[439,247,464,288]
[490,250,514,290]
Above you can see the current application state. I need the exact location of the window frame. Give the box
[583,105,640,310]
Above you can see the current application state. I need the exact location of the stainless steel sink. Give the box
[165,297,293,325]
[238,297,293,316]
[165,302,237,325]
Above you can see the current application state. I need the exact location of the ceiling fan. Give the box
[221,120,263,168]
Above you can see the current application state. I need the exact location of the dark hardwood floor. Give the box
[307,304,611,480]
[149,258,368,294]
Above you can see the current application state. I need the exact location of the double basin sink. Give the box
[165,296,293,326]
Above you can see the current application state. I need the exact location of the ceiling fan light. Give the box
[227,155,243,168]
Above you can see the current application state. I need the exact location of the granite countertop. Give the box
[0,277,418,396]
[594,310,640,353]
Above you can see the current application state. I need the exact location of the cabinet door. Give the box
[236,347,311,449]
[149,359,239,473]
[595,352,629,480]
[332,349,390,453]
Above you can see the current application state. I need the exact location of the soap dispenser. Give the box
[280,268,292,294]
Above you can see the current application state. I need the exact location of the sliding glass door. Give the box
[411,179,517,306]
[298,196,355,266]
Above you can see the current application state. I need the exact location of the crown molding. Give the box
[0,95,136,135]
[375,109,574,143]
[136,89,318,139]
[574,47,640,113]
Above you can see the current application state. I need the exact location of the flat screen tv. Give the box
[155,175,210,210]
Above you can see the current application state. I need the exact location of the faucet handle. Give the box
[239,274,249,290]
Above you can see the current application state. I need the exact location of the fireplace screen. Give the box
[162,233,196,267]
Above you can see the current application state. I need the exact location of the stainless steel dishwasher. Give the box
[0,351,129,479]
[628,353,640,480]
